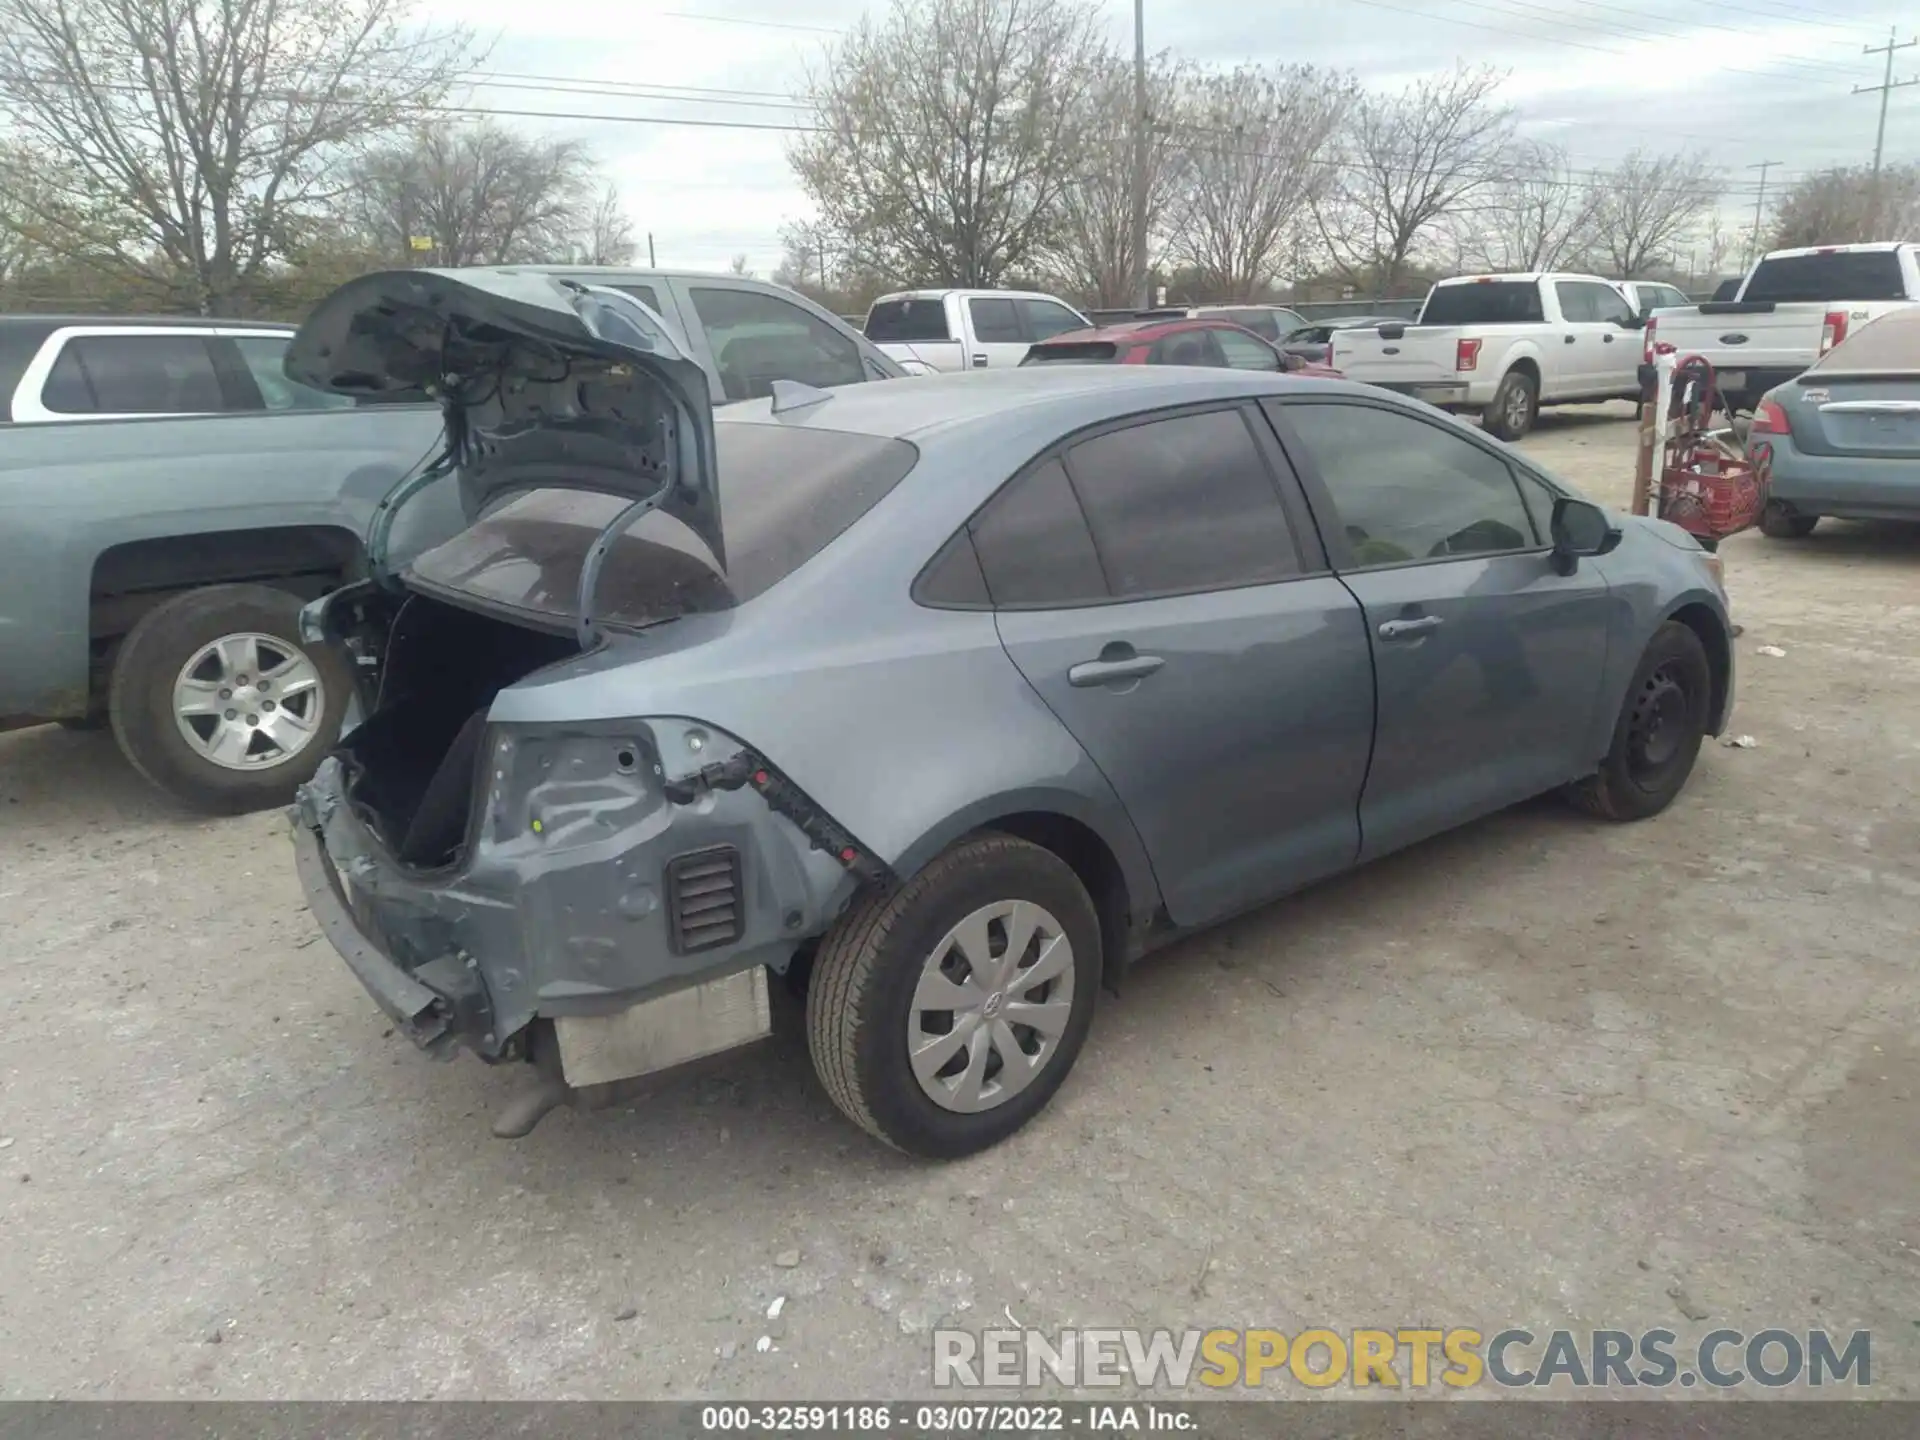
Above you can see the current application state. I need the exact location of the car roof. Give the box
[0,314,290,332]
[1808,303,1920,373]
[870,288,1069,304]
[719,365,1347,444]
[1762,241,1914,258]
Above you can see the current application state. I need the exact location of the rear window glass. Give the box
[1021,342,1118,365]
[1420,282,1545,325]
[1744,251,1907,304]
[405,424,918,627]
[865,298,952,343]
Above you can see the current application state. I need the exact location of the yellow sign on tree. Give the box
[408,236,435,252]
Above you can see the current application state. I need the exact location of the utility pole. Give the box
[1746,160,1783,266]
[1855,27,1918,233]
[1856,27,1919,177]
[1130,0,1150,310]
[647,232,656,268]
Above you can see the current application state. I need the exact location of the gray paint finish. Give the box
[294,353,1736,1069]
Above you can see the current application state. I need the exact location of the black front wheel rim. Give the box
[1627,665,1691,783]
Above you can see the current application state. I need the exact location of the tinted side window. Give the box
[1019,298,1085,340]
[1151,330,1225,367]
[688,286,865,401]
[1511,466,1559,545]
[1215,328,1281,370]
[64,335,225,413]
[969,458,1108,607]
[40,344,97,413]
[1421,282,1545,325]
[229,335,353,411]
[1554,282,1595,322]
[1280,402,1535,566]
[1065,409,1301,597]
[968,296,1023,343]
[916,531,990,606]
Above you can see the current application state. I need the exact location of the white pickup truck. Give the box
[863,288,1091,372]
[1639,242,1920,415]
[1328,272,1643,439]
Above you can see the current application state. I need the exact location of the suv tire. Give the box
[109,584,353,814]
[1566,621,1712,822]
[807,834,1101,1158]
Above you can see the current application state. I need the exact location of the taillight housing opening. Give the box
[1456,338,1482,371]
[1819,310,1848,355]
[1751,397,1792,437]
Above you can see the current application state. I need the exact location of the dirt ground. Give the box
[2,401,1917,1401]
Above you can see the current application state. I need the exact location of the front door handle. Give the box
[1378,615,1443,640]
[1563,335,1576,344]
[972,353,989,367]
[1069,653,1165,687]
[1603,333,1615,343]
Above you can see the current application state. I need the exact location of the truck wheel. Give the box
[108,584,353,814]
[1758,501,1818,539]
[1565,621,1711,823]
[806,834,1101,1159]
[1483,370,1538,440]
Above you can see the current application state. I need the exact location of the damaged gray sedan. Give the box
[287,269,1734,1158]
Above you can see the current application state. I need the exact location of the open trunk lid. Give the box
[287,267,719,645]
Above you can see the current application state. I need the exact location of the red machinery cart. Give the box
[1633,353,1769,548]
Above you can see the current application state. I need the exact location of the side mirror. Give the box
[1549,495,1621,574]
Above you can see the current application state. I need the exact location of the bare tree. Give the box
[1585,149,1717,277]
[1313,63,1515,293]
[349,120,598,267]
[0,0,472,313]
[578,185,636,267]
[727,252,755,278]
[1160,64,1351,301]
[1042,53,1191,307]
[1448,141,1598,273]
[790,0,1109,287]
[1770,163,1920,249]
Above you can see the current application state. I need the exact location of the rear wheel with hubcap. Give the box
[1483,369,1539,440]
[1566,621,1712,822]
[109,583,354,814]
[807,834,1101,1158]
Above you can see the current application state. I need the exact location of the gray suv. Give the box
[288,269,1735,1159]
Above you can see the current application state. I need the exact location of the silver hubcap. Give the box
[172,632,325,771]
[908,900,1075,1114]
[1506,384,1530,427]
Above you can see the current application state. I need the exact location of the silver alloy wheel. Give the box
[172,631,326,771]
[908,899,1076,1114]
[1504,379,1531,431]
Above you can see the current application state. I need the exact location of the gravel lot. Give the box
[2,401,1917,1400]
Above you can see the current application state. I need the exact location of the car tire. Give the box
[1566,621,1712,823]
[1758,501,1818,539]
[108,583,354,815]
[806,833,1101,1159]
[1484,369,1538,440]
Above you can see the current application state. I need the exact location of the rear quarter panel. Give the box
[0,405,449,717]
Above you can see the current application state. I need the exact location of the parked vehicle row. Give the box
[864,288,1092,372]
[1018,314,1336,375]
[0,269,903,810]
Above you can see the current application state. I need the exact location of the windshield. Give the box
[865,298,952,343]
[1021,342,1119,365]
[406,423,919,627]
[1744,251,1907,304]
[1420,282,1545,325]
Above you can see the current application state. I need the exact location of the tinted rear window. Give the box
[1744,251,1907,304]
[865,298,952,343]
[1021,342,1119,364]
[1420,282,1545,325]
[406,424,918,627]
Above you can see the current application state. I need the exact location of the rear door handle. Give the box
[1563,335,1576,344]
[972,353,989,367]
[1378,616,1443,640]
[1069,654,1165,687]
[1603,333,1615,343]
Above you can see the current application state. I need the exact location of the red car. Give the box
[1020,316,1343,377]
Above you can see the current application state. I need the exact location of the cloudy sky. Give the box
[415,0,1919,274]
